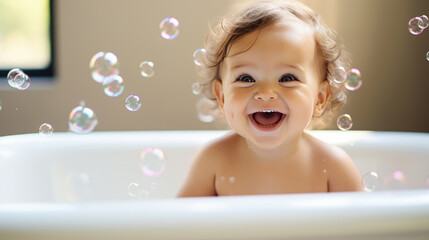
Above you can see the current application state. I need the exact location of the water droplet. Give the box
[125,95,142,111]
[229,177,236,183]
[344,68,362,91]
[68,104,98,134]
[139,61,155,78]
[89,51,119,83]
[196,97,216,123]
[362,171,380,192]
[333,66,346,84]
[140,148,166,177]
[409,16,425,35]
[192,82,202,95]
[102,75,124,97]
[39,123,53,136]
[160,17,179,40]
[193,48,207,66]
[418,15,429,29]
[337,114,353,131]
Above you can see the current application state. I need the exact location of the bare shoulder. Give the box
[305,132,363,192]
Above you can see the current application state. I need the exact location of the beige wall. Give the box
[0,0,428,136]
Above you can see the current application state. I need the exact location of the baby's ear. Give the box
[313,81,331,117]
[213,79,225,112]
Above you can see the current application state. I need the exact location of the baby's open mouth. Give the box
[249,110,286,128]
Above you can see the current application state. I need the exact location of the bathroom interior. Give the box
[0,0,429,239]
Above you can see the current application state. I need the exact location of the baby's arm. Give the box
[177,146,217,197]
[327,146,363,192]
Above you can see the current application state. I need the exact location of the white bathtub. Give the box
[0,130,428,240]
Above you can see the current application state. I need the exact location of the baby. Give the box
[178,0,362,197]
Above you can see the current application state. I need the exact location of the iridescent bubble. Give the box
[196,97,216,123]
[139,61,155,78]
[333,66,346,84]
[39,123,53,136]
[193,48,207,66]
[337,114,353,131]
[102,75,124,97]
[192,82,202,95]
[361,171,380,192]
[7,68,24,88]
[125,95,142,111]
[15,73,31,90]
[344,68,362,91]
[383,171,406,190]
[140,148,166,177]
[68,104,98,134]
[419,15,429,29]
[426,51,429,61]
[160,17,179,40]
[409,16,424,35]
[89,51,119,83]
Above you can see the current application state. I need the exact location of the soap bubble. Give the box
[68,104,98,134]
[193,48,207,66]
[196,97,216,123]
[140,148,166,177]
[418,15,429,29]
[426,51,429,61]
[0,100,2,111]
[125,95,142,111]
[160,17,179,40]
[344,68,362,91]
[192,82,202,95]
[128,182,140,197]
[102,75,124,97]
[7,68,24,87]
[337,114,353,131]
[361,171,380,192]
[89,51,119,83]
[408,16,425,35]
[333,66,346,84]
[139,61,155,78]
[39,123,53,136]
[14,72,31,90]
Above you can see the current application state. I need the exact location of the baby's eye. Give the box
[279,74,298,82]
[236,74,255,83]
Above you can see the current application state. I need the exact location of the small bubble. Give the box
[229,177,236,183]
[333,66,346,84]
[362,171,380,192]
[196,97,216,123]
[0,100,2,111]
[344,68,362,91]
[409,16,425,35]
[419,15,429,29]
[39,123,53,136]
[426,51,429,61]
[7,68,24,88]
[15,73,31,90]
[337,114,353,131]
[160,17,179,40]
[125,95,142,111]
[89,51,119,83]
[193,48,207,66]
[68,104,98,134]
[191,82,202,95]
[128,182,140,197]
[139,61,155,78]
[102,75,124,97]
[140,148,166,177]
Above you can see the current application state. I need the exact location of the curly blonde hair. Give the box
[198,0,350,128]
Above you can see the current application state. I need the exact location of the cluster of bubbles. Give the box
[361,170,410,192]
[7,68,31,90]
[408,15,429,35]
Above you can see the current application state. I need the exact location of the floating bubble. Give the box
[193,48,207,66]
[140,148,166,177]
[344,68,362,91]
[192,82,202,95]
[0,100,2,111]
[362,171,380,192]
[125,95,142,111]
[419,15,429,29]
[408,16,424,35]
[383,171,406,190]
[337,114,353,131]
[102,75,124,97]
[68,104,98,134]
[139,61,155,78]
[7,68,24,88]
[39,123,53,136]
[128,182,140,197]
[160,17,179,40]
[333,66,346,84]
[89,51,119,83]
[13,72,31,90]
[196,97,216,123]
[426,51,429,61]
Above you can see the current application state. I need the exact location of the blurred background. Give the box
[0,0,428,136]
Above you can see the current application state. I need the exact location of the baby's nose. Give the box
[254,85,278,101]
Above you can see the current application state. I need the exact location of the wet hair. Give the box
[198,0,350,128]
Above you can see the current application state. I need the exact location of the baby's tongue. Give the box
[253,112,282,126]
